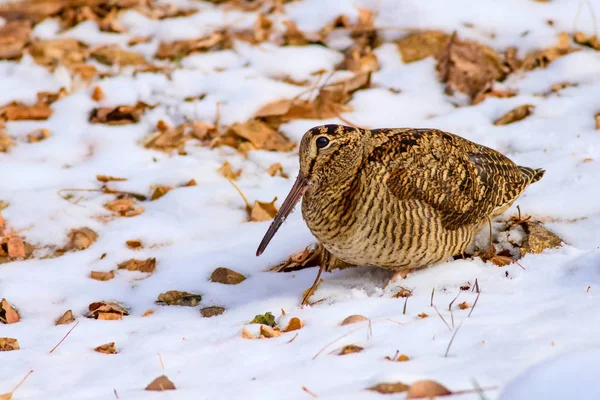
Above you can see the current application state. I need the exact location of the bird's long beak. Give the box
[256,171,310,256]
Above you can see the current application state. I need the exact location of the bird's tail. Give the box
[519,166,545,184]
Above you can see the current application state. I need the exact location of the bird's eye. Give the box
[316,136,330,149]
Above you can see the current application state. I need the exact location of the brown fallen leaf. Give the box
[458,301,470,310]
[200,306,225,318]
[282,20,322,46]
[0,299,20,324]
[26,128,51,143]
[437,32,509,101]
[150,185,171,201]
[94,342,117,354]
[142,120,215,153]
[0,21,31,59]
[91,44,147,66]
[91,86,105,102]
[418,312,429,318]
[29,39,88,67]
[142,309,154,317]
[145,375,176,391]
[406,380,452,399]
[180,178,197,187]
[0,101,53,121]
[91,270,115,281]
[125,239,143,250]
[87,301,129,320]
[0,337,19,351]
[104,198,144,217]
[64,227,98,251]
[249,197,278,222]
[6,236,25,258]
[397,30,450,63]
[259,325,282,338]
[0,132,13,152]
[89,102,148,125]
[493,104,534,126]
[267,162,288,178]
[340,45,379,74]
[96,174,127,182]
[393,287,413,298]
[55,310,75,325]
[479,246,515,267]
[521,221,563,255]
[70,63,98,80]
[472,84,517,105]
[522,32,577,71]
[341,315,368,326]
[156,291,202,307]
[271,246,321,272]
[574,32,600,51]
[253,13,272,43]
[595,112,600,130]
[241,327,255,339]
[338,344,363,355]
[156,31,230,59]
[227,120,295,152]
[118,258,156,273]
[218,161,242,180]
[367,382,410,394]
[254,99,292,118]
[210,267,246,284]
[396,354,410,362]
[283,317,303,332]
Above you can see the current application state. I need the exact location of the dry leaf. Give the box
[96,174,126,182]
[145,375,176,391]
[71,63,98,80]
[210,267,246,284]
[0,337,19,351]
[574,32,600,51]
[253,13,272,42]
[91,270,115,281]
[91,44,147,66]
[271,246,321,272]
[283,317,303,332]
[259,325,282,338]
[254,99,292,118]
[397,30,451,63]
[156,290,202,307]
[200,306,225,318]
[267,162,288,178]
[0,102,52,121]
[104,198,144,217]
[340,46,379,74]
[142,121,214,153]
[228,120,295,152]
[522,32,577,71]
[249,198,278,222]
[125,239,143,249]
[393,287,413,298]
[142,309,154,317]
[406,380,452,399]
[282,20,321,46]
[0,132,13,152]
[94,342,117,354]
[0,21,31,59]
[493,104,534,126]
[0,299,20,324]
[29,39,88,67]
[156,31,230,59]
[64,227,98,251]
[218,161,241,180]
[6,236,25,258]
[55,310,75,325]
[91,86,105,101]
[437,33,509,101]
[521,221,563,255]
[87,301,129,320]
[150,185,171,201]
[250,312,276,327]
[341,315,368,326]
[458,301,470,310]
[241,327,254,339]
[368,382,410,394]
[26,128,51,143]
[180,178,197,187]
[118,258,156,273]
[89,102,148,125]
[595,113,600,130]
[418,313,429,318]
[396,354,410,362]
[338,344,363,355]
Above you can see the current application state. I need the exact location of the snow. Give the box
[2,0,600,399]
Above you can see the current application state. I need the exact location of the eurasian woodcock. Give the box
[256,124,544,304]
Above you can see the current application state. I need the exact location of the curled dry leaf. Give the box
[96,174,126,182]
[393,287,413,298]
[0,132,13,152]
[156,291,202,307]
[91,44,147,66]
[341,315,368,326]
[218,161,241,180]
[89,102,148,125]
[0,21,31,59]
[418,313,429,318]
[249,198,278,222]
[145,375,176,391]
[522,32,577,71]
[406,380,452,399]
[125,239,143,250]
[200,306,225,318]
[250,312,276,327]
[87,301,129,320]
[367,382,410,394]
[283,317,303,332]
[94,342,117,354]
[596,113,600,130]
[65,227,98,251]
[479,247,515,267]
[26,128,51,143]
[241,327,255,339]
[493,104,534,126]
[574,32,600,50]
[55,310,75,325]
[210,267,246,285]
[29,39,88,67]
[142,120,214,153]
[397,30,450,63]
[254,99,292,118]
[150,185,171,201]
[142,309,154,317]
[156,30,230,59]
[282,20,322,46]
[458,301,470,310]
[118,258,156,273]
[91,86,105,102]
[267,162,288,178]
[90,270,115,281]
[259,325,282,338]
[338,344,364,355]
[0,299,20,324]
[104,198,144,217]
[520,221,563,255]
[0,337,19,351]
[227,120,295,152]
[0,102,53,121]
[339,45,379,74]
[6,236,25,258]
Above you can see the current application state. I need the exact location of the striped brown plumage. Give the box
[257,124,544,296]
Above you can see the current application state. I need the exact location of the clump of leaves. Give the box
[142,120,215,154]
[156,291,202,307]
[397,30,451,63]
[104,198,144,217]
[89,102,149,125]
[87,301,129,320]
[0,21,31,60]
[118,258,156,273]
[521,32,577,71]
[156,30,231,60]
[90,44,147,66]
[0,337,19,351]
[250,312,276,327]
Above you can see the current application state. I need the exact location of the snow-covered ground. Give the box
[2,0,600,398]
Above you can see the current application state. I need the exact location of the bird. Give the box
[256,124,545,305]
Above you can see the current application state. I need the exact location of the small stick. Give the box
[444,319,465,357]
[433,305,452,331]
[448,289,461,311]
[367,319,373,339]
[402,296,408,315]
[6,370,33,395]
[287,333,299,344]
[450,307,455,330]
[224,176,252,210]
[302,386,319,398]
[430,287,435,307]
[158,353,165,371]
[113,389,120,399]
[471,378,490,400]
[474,278,480,294]
[468,291,481,318]
[49,321,80,353]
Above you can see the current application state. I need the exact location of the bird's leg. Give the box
[486,216,495,254]
[300,245,352,306]
[301,263,325,307]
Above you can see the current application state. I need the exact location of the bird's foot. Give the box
[301,264,324,307]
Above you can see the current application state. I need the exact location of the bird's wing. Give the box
[374,129,531,230]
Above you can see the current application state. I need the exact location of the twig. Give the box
[224,176,252,210]
[302,386,319,398]
[6,370,33,396]
[313,319,392,359]
[450,307,455,330]
[402,296,408,315]
[474,278,480,294]
[430,287,435,306]
[444,319,465,357]
[471,378,490,400]
[448,289,461,311]
[368,319,373,339]
[113,388,120,399]
[158,353,165,371]
[515,260,526,270]
[215,101,221,135]
[287,333,299,344]
[433,305,452,331]
[468,290,481,318]
[49,321,80,353]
